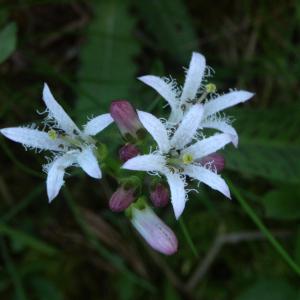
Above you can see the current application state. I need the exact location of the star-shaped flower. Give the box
[139,52,254,146]
[122,104,232,219]
[0,84,113,202]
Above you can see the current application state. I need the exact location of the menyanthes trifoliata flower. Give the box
[122,104,232,219]
[138,52,254,146]
[127,198,178,255]
[0,84,113,202]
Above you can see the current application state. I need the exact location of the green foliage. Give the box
[0,22,17,64]
[262,185,300,220]
[1,0,300,299]
[236,278,299,300]
[135,0,198,63]
[224,105,300,183]
[76,0,140,121]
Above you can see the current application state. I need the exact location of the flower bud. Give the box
[110,100,144,141]
[150,183,169,208]
[119,144,140,162]
[199,153,225,173]
[109,186,136,212]
[129,202,178,255]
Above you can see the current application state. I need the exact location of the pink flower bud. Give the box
[131,206,178,255]
[119,144,140,162]
[150,184,169,208]
[109,186,135,212]
[199,153,225,173]
[110,100,144,141]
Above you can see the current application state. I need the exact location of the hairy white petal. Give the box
[182,133,232,160]
[46,153,76,202]
[170,104,203,148]
[202,119,238,147]
[122,154,166,172]
[184,165,231,198]
[138,75,177,110]
[83,113,113,136]
[165,172,186,219]
[43,83,81,136]
[203,91,254,117]
[77,147,101,179]
[180,52,206,104]
[0,127,68,151]
[137,111,170,153]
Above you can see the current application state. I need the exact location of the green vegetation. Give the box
[0,0,299,299]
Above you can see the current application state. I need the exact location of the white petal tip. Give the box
[47,191,57,203]
[239,91,255,102]
[89,171,102,179]
[224,189,231,199]
[230,134,239,147]
[138,75,152,82]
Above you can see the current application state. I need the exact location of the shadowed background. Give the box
[0,0,300,299]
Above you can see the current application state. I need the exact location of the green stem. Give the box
[63,188,156,293]
[0,238,27,300]
[226,177,300,276]
[179,217,199,258]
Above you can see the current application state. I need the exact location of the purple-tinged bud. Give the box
[110,100,144,141]
[199,153,225,173]
[109,186,136,212]
[119,144,140,162]
[130,204,178,255]
[150,184,169,208]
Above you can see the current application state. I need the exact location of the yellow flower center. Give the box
[48,129,57,140]
[182,153,193,164]
[205,83,217,93]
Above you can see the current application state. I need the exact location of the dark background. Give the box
[0,0,300,299]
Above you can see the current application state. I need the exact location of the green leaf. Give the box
[262,185,300,220]
[294,229,300,266]
[76,0,139,122]
[0,223,58,256]
[30,278,63,300]
[0,22,17,64]
[224,105,300,183]
[236,279,298,300]
[135,0,198,63]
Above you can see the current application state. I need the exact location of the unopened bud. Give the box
[150,184,169,208]
[109,186,136,212]
[110,100,144,141]
[129,202,178,255]
[119,144,140,162]
[199,153,225,173]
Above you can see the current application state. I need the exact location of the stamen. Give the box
[48,129,57,140]
[182,153,193,164]
[205,83,217,93]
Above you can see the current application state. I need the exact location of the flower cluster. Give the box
[0,52,253,255]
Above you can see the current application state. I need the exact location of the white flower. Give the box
[0,84,113,202]
[122,104,232,219]
[138,52,254,146]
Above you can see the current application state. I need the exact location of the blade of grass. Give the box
[63,188,156,293]
[0,223,58,256]
[0,138,43,178]
[226,177,300,276]
[1,185,43,222]
[0,238,27,300]
[178,217,199,258]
